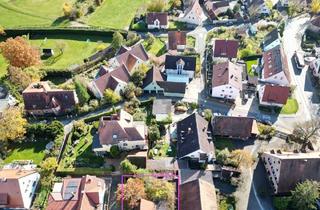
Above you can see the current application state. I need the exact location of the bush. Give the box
[74,79,90,105]
[273,197,291,210]
[110,145,121,158]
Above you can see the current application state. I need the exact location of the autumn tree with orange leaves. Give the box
[0,36,40,68]
[116,178,146,209]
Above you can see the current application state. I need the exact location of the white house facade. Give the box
[179,0,206,25]
[261,71,289,86]
[211,84,240,100]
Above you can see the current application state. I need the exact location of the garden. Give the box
[280,98,299,114]
[245,59,258,77]
[0,54,8,77]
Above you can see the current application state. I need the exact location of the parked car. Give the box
[293,51,305,70]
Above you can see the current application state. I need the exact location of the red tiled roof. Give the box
[261,85,290,105]
[168,31,187,50]
[116,43,149,71]
[146,12,168,25]
[213,40,239,58]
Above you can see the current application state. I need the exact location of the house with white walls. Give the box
[147,12,168,29]
[261,46,290,86]
[211,61,242,100]
[262,151,320,194]
[92,110,147,155]
[0,163,40,209]
[179,0,207,25]
[177,113,215,163]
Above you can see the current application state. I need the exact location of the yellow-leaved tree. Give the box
[0,108,27,142]
[311,0,320,16]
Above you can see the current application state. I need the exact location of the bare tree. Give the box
[292,119,320,146]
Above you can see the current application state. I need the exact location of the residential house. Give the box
[213,39,239,59]
[152,99,172,121]
[263,28,281,51]
[146,12,168,29]
[0,86,16,117]
[168,31,187,51]
[142,67,187,97]
[88,65,130,98]
[211,116,258,140]
[0,163,40,209]
[261,151,320,194]
[165,55,197,82]
[180,169,218,210]
[22,81,78,116]
[205,0,230,21]
[261,46,290,86]
[247,0,271,17]
[92,110,147,155]
[108,43,149,72]
[180,0,207,25]
[258,84,290,107]
[177,113,215,163]
[46,175,106,210]
[211,61,242,100]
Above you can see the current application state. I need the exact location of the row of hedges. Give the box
[56,167,113,176]
[3,27,127,39]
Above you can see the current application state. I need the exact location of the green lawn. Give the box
[4,141,47,165]
[187,36,196,48]
[246,59,258,77]
[169,21,187,30]
[280,98,299,114]
[214,137,235,151]
[148,38,166,56]
[87,0,150,29]
[0,0,74,27]
[29,35,111,69]
[0,54,8,77]
[150,142,176,159]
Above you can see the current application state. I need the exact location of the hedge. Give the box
[83,108,119,123]
[56,167,113,176]
[3,27,127,39]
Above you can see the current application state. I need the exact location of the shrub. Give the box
[110,145,121,158]
[74,79,90,105]
[120,159,137,174]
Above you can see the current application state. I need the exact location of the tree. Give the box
[40,157,58,175]
[46,120,64,138]
[144,176,175,209]
[122,82,139,100]
[110,145,121,158]
[120,159,137,174]
[311,0,320,16]
[7,66,41,89]
[147,0,166,12]
[171,0,182,8]
[216,148,230,165]
[0,25,5,36]
[148,124,160,143]
[291,180,320,210]
[203,109,212,121]
[0,37,41,68]
[131,64,148,87]
[116,178,146,209]
[228,149,253,168]
[74,79,90,105]
[63,2,72,17]
[0,108,27,142]
[124,98,141,114]
[292,119,320,147]
[104,88,122,104]
[111,31,124,51]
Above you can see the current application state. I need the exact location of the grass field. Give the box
[280,98,299,114]
[0,0,74,27]
[4,141,47,164]
[246,59,258,77]
[0,54,8,77]
[29,35,111,69]
[87,0,150,29]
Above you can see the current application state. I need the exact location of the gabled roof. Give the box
[93,64,130,94]
[262,46,290,80]
[22,81,77,113]
[165,55,196,71]
[177,113,214,158]
[183,0,204,20]
[212,61,242,90]
[157,81,187,94]
[205,0,230,20]
[168,31,187,50]
[180,169,214,185]
[47,175,105,210]
[261,85,290,105]
[213,40,239,59]
[96,110,146,147]
[180,179,218,210]
[115,43,149,71]
[263,28,280,47]
[211,116,258,139]
[146,12,168,25]
[142,66,164,88]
